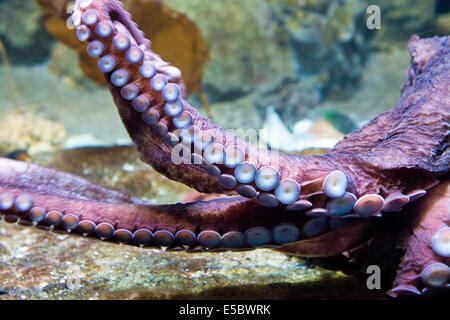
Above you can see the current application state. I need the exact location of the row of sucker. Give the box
[70,1,429,221]
[0,192,361,250]
[419,226,450,291]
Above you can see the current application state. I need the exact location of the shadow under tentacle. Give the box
[0,0,449,297]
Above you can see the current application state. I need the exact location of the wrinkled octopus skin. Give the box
[0,0,449,298]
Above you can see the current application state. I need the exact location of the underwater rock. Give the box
[0,222,379,299]
[0,145,377,300]
[0,112,66,155]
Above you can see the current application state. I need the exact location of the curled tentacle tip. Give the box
[421,263,450,288]
[354,194,384,217]
[432,227,450,257]
[273,223,300,244]
[326,192,357,215]
[323,170,348,198]
[255,166,280,192]
[234,162,256,184]
[87,40,104,57]
[275,179,301,205]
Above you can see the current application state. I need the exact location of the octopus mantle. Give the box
[0,0,449,298]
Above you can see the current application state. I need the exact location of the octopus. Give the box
[0,0,449,298]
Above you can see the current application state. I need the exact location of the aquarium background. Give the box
[0,0,448,299]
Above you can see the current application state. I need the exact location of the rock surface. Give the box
[0,222,380,300]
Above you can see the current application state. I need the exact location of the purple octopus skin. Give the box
[0,0,449,297]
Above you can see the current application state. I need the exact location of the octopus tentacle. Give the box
[389,177,450,297]
[0,157,144,205]
[0,158,357,250]
[1,0,448,298]
[69,0,448,219]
